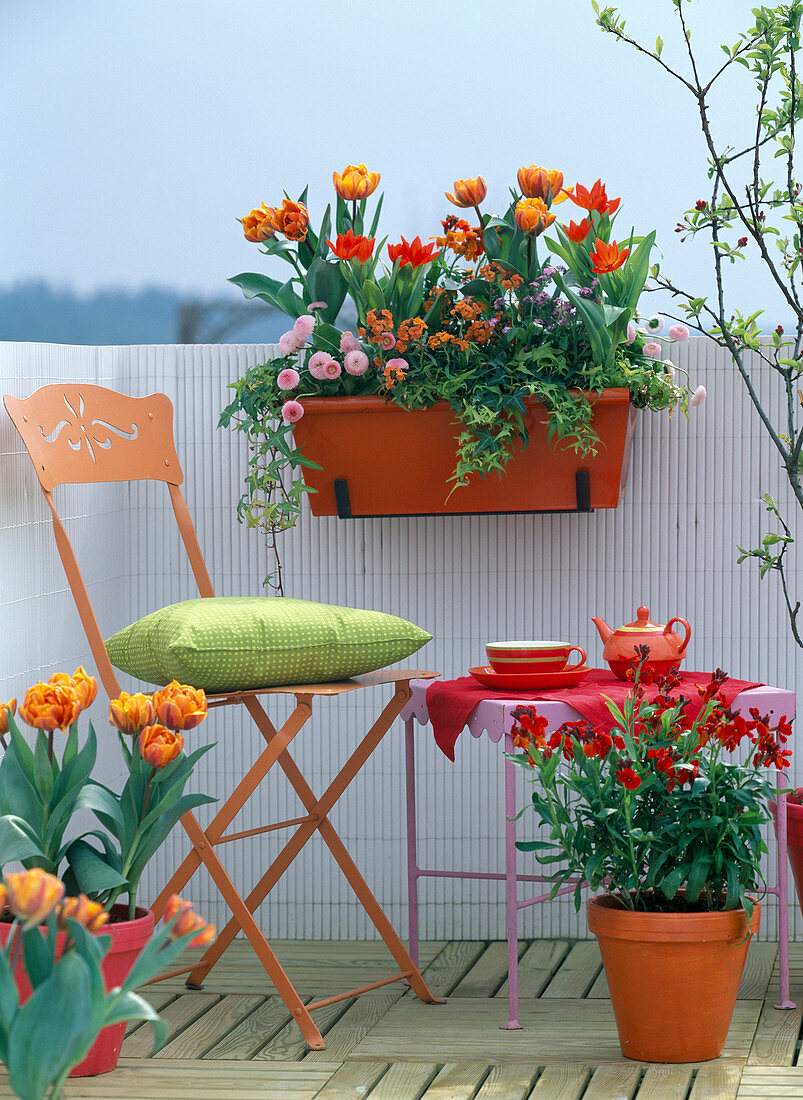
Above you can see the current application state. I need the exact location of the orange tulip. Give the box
[445,176,487,208]
[514,198,556,235]
[50,667,98,710]
[387,235,441,268]
[59,894,109,932]
[0,698,16,736]
[589,238,630,274]
[241,204,276,243]
[164,894,217,947]
[517,165,569,205]
[570,179,620,215]
[19,681,81,732]
[332,164,380,201]
[152,681,207,731]
[109,691,155,735]
[139,724,184,769]
[271,199,309,242]
[564,218,592,243]
[327,229,376,263]
[4,869,65,929]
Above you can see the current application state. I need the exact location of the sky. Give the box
[1,0,792,323]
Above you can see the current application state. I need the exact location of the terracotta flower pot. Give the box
[770,798,803,911]
[587,894,759,1063]
[0,904,154,1077]
[291,390,636,517]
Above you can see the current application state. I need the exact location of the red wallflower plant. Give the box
[509,652,791,916]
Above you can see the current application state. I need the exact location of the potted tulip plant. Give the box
[0,868,214,1100]
[0,669,215,1076]
[222,163,703,591]
[508,648,792,1063]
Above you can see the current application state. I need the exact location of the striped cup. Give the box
[485,641,587,675]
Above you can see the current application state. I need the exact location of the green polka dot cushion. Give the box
[104,596,432,692]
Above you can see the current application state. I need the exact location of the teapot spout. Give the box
[591,616,613,644]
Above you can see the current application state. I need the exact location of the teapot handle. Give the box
[664,616,691,655]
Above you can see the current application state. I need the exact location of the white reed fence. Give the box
[0,339,800,943]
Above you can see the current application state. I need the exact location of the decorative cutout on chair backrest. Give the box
[4,384,184,490]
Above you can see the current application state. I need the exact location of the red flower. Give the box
[564,218,591,243]
[387,235,441,268]
[589,238,630,274]
[570,179,620,214]
[327,229,375,263]
[615,766,641,790]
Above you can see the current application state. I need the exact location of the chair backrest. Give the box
[4,383,215,697]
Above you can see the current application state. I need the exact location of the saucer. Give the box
[468,665,591,690]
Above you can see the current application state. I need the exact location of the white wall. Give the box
[0,339,800,943]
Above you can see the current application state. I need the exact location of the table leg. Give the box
[405,716,420,968]
[776,771,796,1009]
[500,730,522,1030]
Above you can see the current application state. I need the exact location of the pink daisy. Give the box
[668,323,690,342]
[323,358,342,379]
[293,314,316,342]
[277,368,300,390]
[281,399,304,423]
[308,351,331,380]
[278,330,301,356]
[690,385,707,407]
[378,331,396,351]
[642,341,662,358]
[344,350,370,375]
[340,331,361,354]
[308,301,328,311]
[625,321,636,345]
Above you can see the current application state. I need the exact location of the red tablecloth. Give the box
[426,669,763,760]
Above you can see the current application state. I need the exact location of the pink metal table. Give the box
[401,677,796,1029]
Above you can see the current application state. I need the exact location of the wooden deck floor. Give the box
[4,938,803,1098]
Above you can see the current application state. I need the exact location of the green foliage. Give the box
[509,657,788,914]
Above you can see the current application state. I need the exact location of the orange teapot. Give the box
[591,606,691,681]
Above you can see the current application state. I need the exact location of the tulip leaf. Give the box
[65,837,128,896]
[102,990,166,1050]
[0,816,44,866]
[22,923,56,992]
[228,271,285,306]
[275,278,306,319]
[482,224,502,260]
[0,946,18,1058]
[361,279,386,312]
[75,780,126,834]
[367,192,384,239]
[304,258,348,324]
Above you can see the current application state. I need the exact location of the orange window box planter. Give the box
[291,388,637,518]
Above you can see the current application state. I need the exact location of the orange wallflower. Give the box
[570,179,620,215]
[466,319,493,344]
[589,238,630,274]
[109,691,155,735]
[271,199,309,241]
[517,165,570,204]
[152,682,207,731]
[365,308,395,335]
[445,176,487,208]
[387,235,440,268]
[382,358,409,388]
[0,697,16,736]
[564,218,592,243]
[514,198,556,235]
[59,894,109,932]
[19,681,82,732]
[139,724,184,769]
[241,204,276,242]
[327,229,375,263]
[4,869,65,929]
[333,164,380,201]
[450,298,483,321]
[164,894,217,947]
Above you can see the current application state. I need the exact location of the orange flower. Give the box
[327,229,375,263]
[19,681,82,732]
[570,179,620,215]
[0,697,16,736]
[271,199,309,241]
[4,869,65,929]
[152,681,207,731]
[397,317,427,342]
[0,885,7,916]
[564,218,592,243]
[109,691,155,735]
[332,163,380,201]
[450,298,483,321]
[465,319,493,344]
[517,165,569,204]
[164,894,217,947]
[139,724,184,769]
[241,204,276,242]
[445,176,487,208]
[50,667,98,710]
[387,235,440,268]
[514,198,555,235]
[589,238,630,274]
[59,894,109,932]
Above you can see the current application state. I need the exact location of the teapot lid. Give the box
[619,606,662,634]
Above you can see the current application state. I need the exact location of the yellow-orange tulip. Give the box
[271,199,309,242]
[514,198,556,235]
[517,165,569,205]
[4,869,65,929]
[139,724,184,769]
[164,894,217,947]
[59,894,109,932]
[241,203,276,243]
[0,698,16,736]
[332,163,380,201]
[0,885,8,915]
[109,691,155,735]
[50,667,98,710]
[445,176,487,208]
[19,681,81,732]
[152,681,207,731]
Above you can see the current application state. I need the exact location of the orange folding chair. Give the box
[4,382,441,1049]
